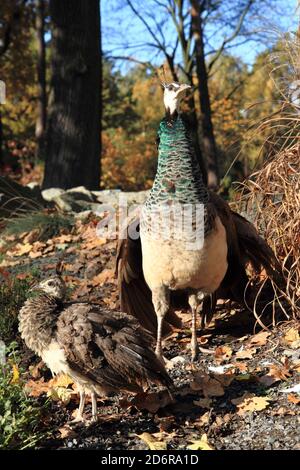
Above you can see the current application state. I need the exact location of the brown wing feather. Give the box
[56,304,172,393]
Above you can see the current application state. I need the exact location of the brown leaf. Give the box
[193,398,212,409]
[121,390,174,413]
[25,378,50,397]
[235,348,256,360]
[214,345,232,364]
[137,432,174,450]
[58,425,78,439]
[191,373,225,397]
[249,331,270,346]
[282,328,300,349]
[259,360,292,386]
[231,393,270,415]
[90,269,114,286]
[9,242,33,257]
[287,394,300,405]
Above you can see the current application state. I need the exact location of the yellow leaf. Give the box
[11,364,20,384]
[187,434,214,450]
[231,393,270,415]
[47,386,74,405]
[49,373,73,388]
[137,432,167,450]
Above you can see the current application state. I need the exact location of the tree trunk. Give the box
[35,0,47,162]
[190,0,219,189]
[43,0,101,190]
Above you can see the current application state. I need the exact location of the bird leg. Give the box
[91,392,98,423]
[71,390,86,423]
[152,286,170,361]
[188,293,204,362]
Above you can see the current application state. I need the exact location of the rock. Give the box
[41,187,65,202]
[66,186,95,202]
[45,186,97,212]
[92,189,149,207]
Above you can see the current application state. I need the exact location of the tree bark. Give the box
[35,0,47,162]
[43,0,101,189]
[190,0,219,189]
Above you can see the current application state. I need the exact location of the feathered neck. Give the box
[19,294,63,356]
[146,115,209,207]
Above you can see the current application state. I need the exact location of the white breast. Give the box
[42,341,69,376]
[141,215,228,294]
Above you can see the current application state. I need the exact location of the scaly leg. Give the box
[188,293,204,362]
[71,389,86,423]
[152,286,170,361]
[91,392,98,423]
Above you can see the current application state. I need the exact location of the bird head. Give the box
[34,275,66,300]
[162,82,192,116]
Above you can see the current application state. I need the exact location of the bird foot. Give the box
[70,413,86,425]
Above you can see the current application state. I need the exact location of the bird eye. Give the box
[47,280,54,286]
[168,85,174,91]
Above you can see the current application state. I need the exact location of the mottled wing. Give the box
[56,304,140,392]
[89,309,173,390]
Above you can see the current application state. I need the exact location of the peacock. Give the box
[19,274,172,423]
[117,81,283,362]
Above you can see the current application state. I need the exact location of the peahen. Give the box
[19,274,172,423]
[117,81,284,361]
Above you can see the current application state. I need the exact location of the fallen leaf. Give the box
[197,411,211,426]
[10,242,33,257]
[235,348,256,360]
[231,393,270,415]
[90,269,114,286]
[50,373,73,388]
[249,331,270,346]
[287,394,300,405]
[187,434,214,450]
[25,378,50,397]
[47,386,75,405]
[190,373,225,397]
[121,390,174,413]
[58,425,78,439]
[11,364,20,384]
[259,363,291,387]
[193,398,212,409]
[282,328,300,349]
[137,432,167,450]
[214,346,232,364]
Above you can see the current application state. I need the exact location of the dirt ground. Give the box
[1,221,299,451]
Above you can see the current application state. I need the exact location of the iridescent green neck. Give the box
[146,116,209,207]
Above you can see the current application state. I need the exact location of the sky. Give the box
[102,0,299,74]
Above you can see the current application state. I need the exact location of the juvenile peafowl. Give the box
[19,274,172,423]
[117,82,283,362]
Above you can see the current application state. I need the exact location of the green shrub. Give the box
[0,278,32,344]
[3,210,74,241]
[0,343,48,449]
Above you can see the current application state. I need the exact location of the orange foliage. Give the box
[101,129,157,190]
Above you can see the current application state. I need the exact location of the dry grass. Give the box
[229,33,300,321]
[235,143,300,320]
